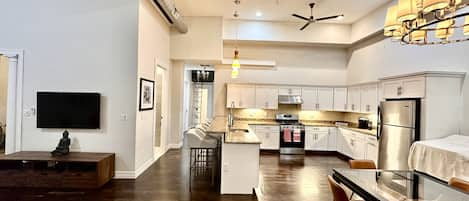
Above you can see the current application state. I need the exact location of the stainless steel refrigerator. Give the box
[378,99,420,170]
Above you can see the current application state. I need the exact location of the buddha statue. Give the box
[51,130,71,156]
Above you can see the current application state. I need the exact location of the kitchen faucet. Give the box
[228,101,235,127]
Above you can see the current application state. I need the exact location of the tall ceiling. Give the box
[174,0,390,24]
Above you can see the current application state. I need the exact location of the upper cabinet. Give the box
[333,88,348,112]
[226,84,255,109]
[347,86,361,112]
[255,86,279,110]
[360,84,378,114]
[382,76,425,99]
[278,87,302,96]
[301,87,333,111]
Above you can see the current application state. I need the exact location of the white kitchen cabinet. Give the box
[381,76,425,99]
[305,127,334,151]
[254,125,280,150]
[333,88,348,112]
[347,86,361,112]
[255,86,278,110]
[365,135,379,165]
[226,84,255,108]
[338,128,375,160]
[360,84,378,114]
[301,87,319,111]
[301,87,333,111]
[278,87,302,96]
[327,128,337,151]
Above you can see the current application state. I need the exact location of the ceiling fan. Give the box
[292,3,344,31]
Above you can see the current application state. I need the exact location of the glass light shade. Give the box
[231,50,240,69]
[392,28,404,39]
[231,68,239,79]
[397,0,418,22]
[464,16,469,35]
[384,30,393,37]
[384,5,401,31]
[423,0,450,13]
[411,30,426,41]
[435,19,455,39]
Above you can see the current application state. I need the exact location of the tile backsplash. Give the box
[232,105,377,127]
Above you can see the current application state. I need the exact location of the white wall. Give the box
[224,19,351,45]
[350,1,391,42]
[135,0,172,171]
[0,56,8,126]
[169,61,185,146]
[0,0,139,172]
[215,43,348,116]
[171,17,223,63]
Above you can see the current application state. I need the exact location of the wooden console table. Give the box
[0,151,115,188]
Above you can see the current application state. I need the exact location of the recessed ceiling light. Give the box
[256,11,262,17]
[337,15,344,20]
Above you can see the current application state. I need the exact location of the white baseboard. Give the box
[114,149,168,179]
[168,141,183,149]
[114,171,136,179]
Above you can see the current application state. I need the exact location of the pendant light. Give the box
[384,5,401,31]
[411,19,427,41]
[435,19,455,39]
[231,1,241,79]
[397,0,418,22]
[423,0,450,13]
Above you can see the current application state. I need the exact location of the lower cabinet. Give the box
[252,125,280,150]
[365,135,379,165]
[305,127,336,151]
[337,128,378,164]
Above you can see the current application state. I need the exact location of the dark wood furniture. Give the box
[0,151,115,188]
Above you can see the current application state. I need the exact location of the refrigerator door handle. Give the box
[377,105,382,140]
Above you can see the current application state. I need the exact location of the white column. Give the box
[4,54,18,154]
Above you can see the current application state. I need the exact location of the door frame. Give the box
[0,49,24,154]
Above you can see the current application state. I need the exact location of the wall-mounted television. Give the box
[36,92,101,129]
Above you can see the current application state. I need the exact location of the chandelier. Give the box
[384,0,469,45]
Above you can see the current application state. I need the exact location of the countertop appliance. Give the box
[378,99,420,170]
[358,117,370,129]
[276,113,305,155]
[278,95,303,105]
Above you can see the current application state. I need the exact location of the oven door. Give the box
[279,125,305,154]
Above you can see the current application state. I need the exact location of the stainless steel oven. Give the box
[276,114,305,155]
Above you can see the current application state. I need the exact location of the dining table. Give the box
[332,168,469,201]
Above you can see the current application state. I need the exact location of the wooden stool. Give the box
[348,159,376,169]
[449,177,469,192]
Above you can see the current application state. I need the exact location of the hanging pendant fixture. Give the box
[231,0,241,79]
[384,0,469,45]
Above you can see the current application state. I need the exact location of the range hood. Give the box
[278,95,303,105]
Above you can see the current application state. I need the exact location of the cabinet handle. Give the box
[352,104,355,111]
[288,89,292,94]
[397,86,402,96]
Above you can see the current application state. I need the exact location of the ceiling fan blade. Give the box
[292,14,310,21]
[316,15,343,21]
[300,22,311,31]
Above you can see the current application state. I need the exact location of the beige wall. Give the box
[0,56,8,126]
[135,0,172,170]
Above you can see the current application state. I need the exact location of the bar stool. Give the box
[328,175,351,201]
[449,177,469,192]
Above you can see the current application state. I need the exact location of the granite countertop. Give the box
[339,126,377,136]
[206,117,261,144]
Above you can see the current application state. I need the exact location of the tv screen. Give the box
[37,92,101,129]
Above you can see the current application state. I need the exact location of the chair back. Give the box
[449,177,469,193]
[327,175,349,201]
[349,159,376,169]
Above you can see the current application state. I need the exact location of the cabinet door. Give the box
[382,80,401,99]
[255,86,278,110]
[401,77,425,98]
[317,88,334,111]
[327,128,337,151]
[256,126,280,150]
[239,85,256,109]
[305,131,314,150]
[361,84,378,114]
[343,135,354,158]
[347,87,361,112]
[366,141,379,165]
[360,86,369,113]
[333,88,348,112]
[301,88,318,111]
[353,139,366,159]
[227,85,241,108]
[313,133,329,151]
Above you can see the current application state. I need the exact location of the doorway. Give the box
[0,56,8,154]
[154,65,166,157]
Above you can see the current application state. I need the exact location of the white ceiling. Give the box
[174,0,390,24]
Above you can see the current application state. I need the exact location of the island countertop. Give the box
[206,117,261,144]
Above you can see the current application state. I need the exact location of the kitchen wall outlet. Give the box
[23,107,36,118]
[223,162,229,172]
[120,113,128,121]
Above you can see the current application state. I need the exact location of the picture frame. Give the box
[139,78,155,111]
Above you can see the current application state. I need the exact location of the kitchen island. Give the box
[206,117,261,195]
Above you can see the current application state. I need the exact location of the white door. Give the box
[317,88,334,111]
[301,87,318,110]
[154,67,165,150]
[333,88,347,112]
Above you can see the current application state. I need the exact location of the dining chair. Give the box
[328,175,350,201]
[348,160,376,169]
[449,177,469,192]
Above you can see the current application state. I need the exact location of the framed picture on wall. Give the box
[139,78,155,111]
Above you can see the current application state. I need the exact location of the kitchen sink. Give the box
[229,128,249,133]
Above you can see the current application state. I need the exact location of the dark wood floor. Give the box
[0,150,347,201]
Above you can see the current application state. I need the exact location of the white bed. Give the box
[408,135,469,182]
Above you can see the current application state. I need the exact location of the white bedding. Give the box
[408,135,469,182]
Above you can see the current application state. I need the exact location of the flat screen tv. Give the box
[37,92,101,129]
